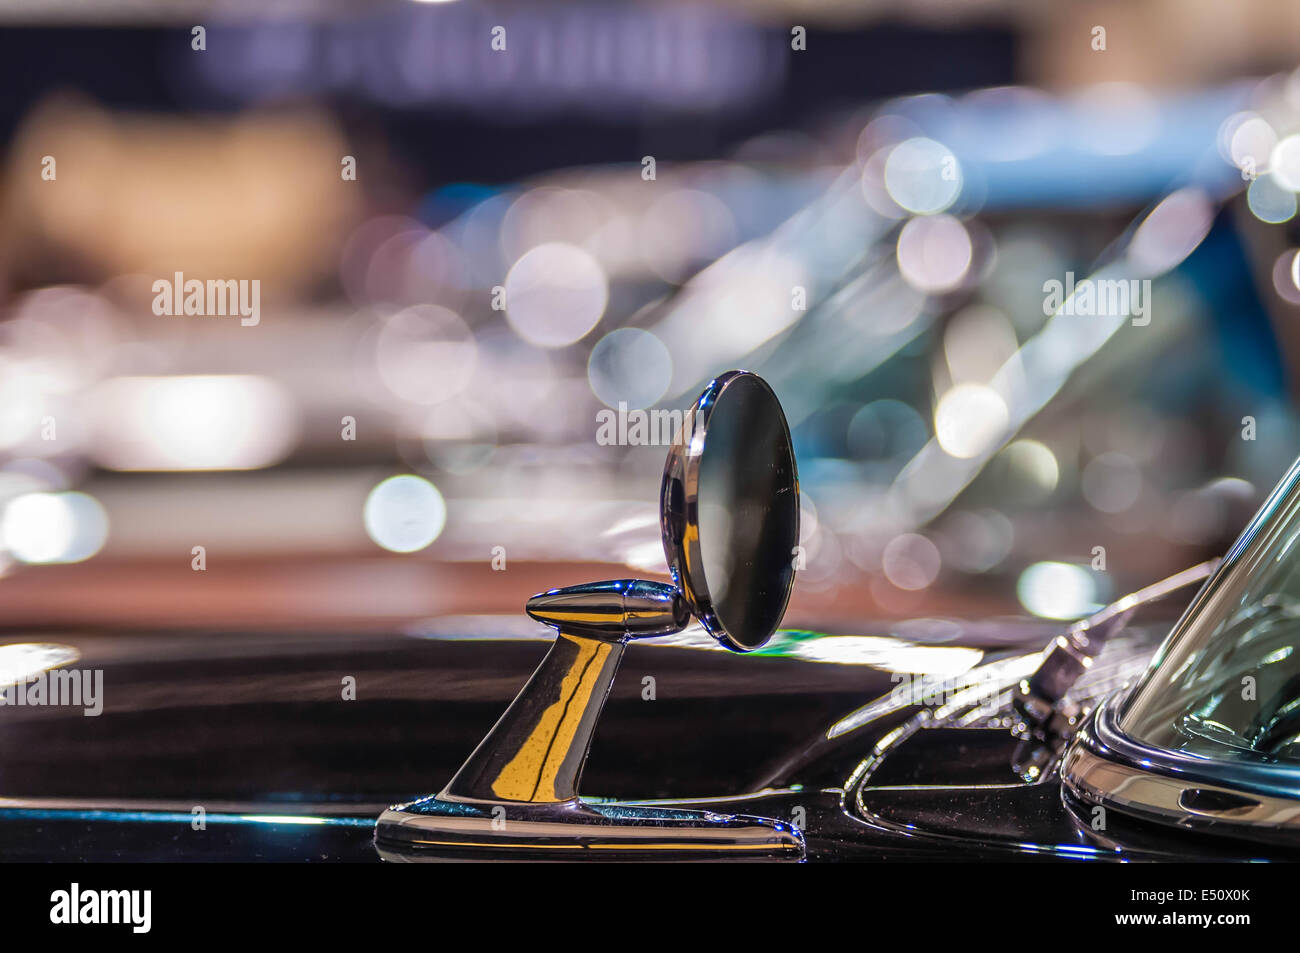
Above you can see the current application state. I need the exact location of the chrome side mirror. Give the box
[375,370,804,860]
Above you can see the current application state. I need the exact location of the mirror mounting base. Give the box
[373,579,804,860]
[375,796,804,861]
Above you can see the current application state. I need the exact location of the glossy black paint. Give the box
[1,622,1297,861]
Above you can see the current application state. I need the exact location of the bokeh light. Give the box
[374,305,477,406]
[1017,562,1101,620]
[897,214,972,293]
[1247,174,1297,224]
[1229,115,1277,175]
[2,491,108,564]
[89,376,298,471]
[587,328,674,409]
[363,475,447,553]
[882,532,941,590]
[934,383,1008,459]
[883,137,962,215]
[1081,452,1142,514]
[1270,133,1300,192]
[505,242,608,348]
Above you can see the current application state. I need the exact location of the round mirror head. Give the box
[660,370,799,652]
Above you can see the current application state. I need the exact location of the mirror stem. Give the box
[441,578,687,804]
[442,631,625,803]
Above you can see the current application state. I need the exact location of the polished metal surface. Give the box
[524,579,689,641]
[376,797,803,861]
[375,370,804,859]
[1063,695,1300,846]
[440,630,625,804]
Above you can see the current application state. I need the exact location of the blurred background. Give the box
[3,0,1300,636]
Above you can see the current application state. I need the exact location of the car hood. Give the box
[0,617,1064,807]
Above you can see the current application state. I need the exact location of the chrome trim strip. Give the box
[375,798,804,860]
[0,796,385,816]
[1062,695,1300,844]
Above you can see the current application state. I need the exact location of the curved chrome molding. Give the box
[1062,694,1300,845]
